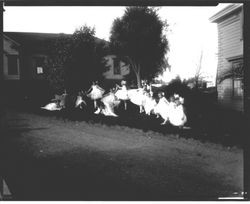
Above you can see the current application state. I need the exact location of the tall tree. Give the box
[45,34,72,93]
[110,6,169,87]
[45,25,108,94]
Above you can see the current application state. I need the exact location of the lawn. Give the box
[0,108,244,200]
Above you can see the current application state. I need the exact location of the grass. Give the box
[6,97,246,148]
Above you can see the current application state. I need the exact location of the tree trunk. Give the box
[136,73,141,88]
[127,56,141,88]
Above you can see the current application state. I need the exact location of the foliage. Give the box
[110,6,169,87]
[45,25,108,94]
[218,63,243,84]
[44,34,72,94]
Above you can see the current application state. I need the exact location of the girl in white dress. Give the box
[75,91,87,109]
[127,87,146,113]
[95,88,120,117]
[143,92,157,115]
[87,81,105,109]
[115,80,129,110]
[41,94,62,111]
[154,92,171,125]
[168,98,187,127]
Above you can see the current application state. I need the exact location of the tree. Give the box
[66,26,108,93]
[110,6,169,87]
[44,34,72,93]
[217,61,243,84]
[45,25,108,94]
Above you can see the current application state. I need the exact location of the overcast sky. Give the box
[4,4,233,83]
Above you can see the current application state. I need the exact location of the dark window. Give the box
[232,59,243,98]
[113,57,121,75]
[8,55,18,75]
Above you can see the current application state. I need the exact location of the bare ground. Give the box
[0,109,244,201]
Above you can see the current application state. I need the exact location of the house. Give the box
[3,32,71,105]
[210,4,243,111]
[3,32,130,105]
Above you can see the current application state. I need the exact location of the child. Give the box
[154,92,170,125]
[75,91,87,109]
[168,95,187,127]
[115,80,129,110]
[87,81,105,110]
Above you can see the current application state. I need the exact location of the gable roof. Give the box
[4,32,71,46]
[3,34,20,46]
[4,31,109,54]
[209,4,243,23]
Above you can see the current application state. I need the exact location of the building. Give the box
[3,32,71,105]
[102,55,130,88]
[210,4,243,111]
[3,32,130,105]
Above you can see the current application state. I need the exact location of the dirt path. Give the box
[1,109,243,200]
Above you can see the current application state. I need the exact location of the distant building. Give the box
[102,55,130,88]
[210,4,243,111]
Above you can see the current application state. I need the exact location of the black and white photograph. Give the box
[0,0,249,201]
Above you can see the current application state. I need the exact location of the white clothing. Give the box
[128,88,146,106]
[75,96,86,108]
[143,95,157,115]
[168,104,187,127]
[100,92,120,117]
[87,85,104,100]
[154,97,169,116]
[115,85,129,100]
[41,102,62,111]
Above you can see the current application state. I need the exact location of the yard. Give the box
[0,108,244,200]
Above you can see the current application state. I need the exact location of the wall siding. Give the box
[216,8,243,111]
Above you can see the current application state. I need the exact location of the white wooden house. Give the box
[210,4,243,111]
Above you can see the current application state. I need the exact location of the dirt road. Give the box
[0,109,243,200]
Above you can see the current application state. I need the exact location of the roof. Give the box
[4,32,71,46]
[4,32,109,52]
[209,4,243,23]
[3,34,20,46]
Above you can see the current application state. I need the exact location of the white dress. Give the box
[100,92,120,117]
[115,85,129,100]
[168,104,187,127]
[87,85,104,100]
[154,97,169,116]
[41,102,62,111]
[128,88,146,106]
[75,96,86,108]
[143,95,157,115]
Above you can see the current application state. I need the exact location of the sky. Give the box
[3,4,233,84]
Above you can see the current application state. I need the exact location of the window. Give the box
[113,57,121,75]
[34,56,45,74]
[37,67,43,74]
[233,78,243,98]
[7,55,18,75]
[231,59,243,98]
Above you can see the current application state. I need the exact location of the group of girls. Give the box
[41,80,187,128]
[83,80,187,127]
